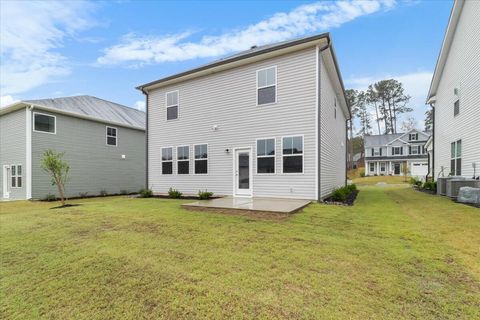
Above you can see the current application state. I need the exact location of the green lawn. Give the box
[1,186,479,319]
[352,175,409,185]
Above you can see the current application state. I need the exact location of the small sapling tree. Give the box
[41,149,70,206]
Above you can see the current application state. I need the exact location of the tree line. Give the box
[346,79,413,137]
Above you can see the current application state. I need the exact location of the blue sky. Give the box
[0,0,452,131]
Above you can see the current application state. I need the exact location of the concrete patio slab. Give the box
[182,197,311,214]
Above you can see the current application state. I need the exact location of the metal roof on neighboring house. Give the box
[22,95,145,129]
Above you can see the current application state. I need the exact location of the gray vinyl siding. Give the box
[319,57,347,198]
[31,110,145,199]
[0,108,26,200]
[148,48,317,199]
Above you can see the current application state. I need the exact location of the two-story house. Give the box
[138,33,350,200]
[426,0,480,179]
[0,95,146,200]
[364,130,431,178]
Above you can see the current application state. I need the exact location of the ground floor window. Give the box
[162,147,173,174]
[369,162,375,172]
[194,144,208,174]
[450,140,462,175]
[380,162,386,172]
[11,165,22,188]
[282,136,303,173]
[177,146,189,174]
[256,138,275,174]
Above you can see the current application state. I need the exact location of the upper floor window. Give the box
[451,140,462,175]
[106,126,117,146]
[257,66,276,105]
[409,133,418,141]
[282,136,303,173]
[409,145,421,155]
[177,146,190,175]
[166,91,179,120]
[11,165,22,188]
[194,144,208,174]
[454,99,460,116]
[256,138,275,174]
[34,113,56,134]
[162,147,173,174]
[392,146,403,155]
[372,148,382,157]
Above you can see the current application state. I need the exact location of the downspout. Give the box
[141,88,149,189]
[26,105,33,199]
[317,40,330,200]
[429,100,435,181]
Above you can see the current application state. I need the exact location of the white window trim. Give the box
[193,143,209,175]
[33,112,56,135]
[106,126,118,147]
[165,90,179,121]
[409,133,418,141]
[392,146,402,156]
[369,162,375,172]
[373,148,381,157]
[256,66,277,106]
[281,134,304,174]
[451,139,462,175]
[255,137,276,175]
[161,146,174,175]
[176,145,190,175]
[10,164,22,188]
[410,145,420,155]
[380,162,386,172]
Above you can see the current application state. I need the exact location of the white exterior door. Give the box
[3,165,10,199]
[234,148,252,197]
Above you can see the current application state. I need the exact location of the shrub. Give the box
[346,184,357,192]
[410,177,423,187]
[359,168,365,177]
[198,190,214,200]
[99,189,108,197]
[120,189,129,195]
[139,188,153,198]
[79,192,89,198]
[331,188,348,202]
[44,193,56,201]
[423,181,437,192]
[168,187,182,199]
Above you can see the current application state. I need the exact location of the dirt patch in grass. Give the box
[50,204,82,209]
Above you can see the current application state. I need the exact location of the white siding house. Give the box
[426,0,480,179]
[364,130,431,179]
[138,34,350,200]
[138,33,350,201]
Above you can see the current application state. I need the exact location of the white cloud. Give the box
[0,95,18,108]
[0,1,97,95]
[98,0,396,66]
[346,71,433,132]
[133,100,146,111]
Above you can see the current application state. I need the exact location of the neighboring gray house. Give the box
[138,33,350,201]
[426,0,480,179]
[365,130,431,179]
[0,96,146,200]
